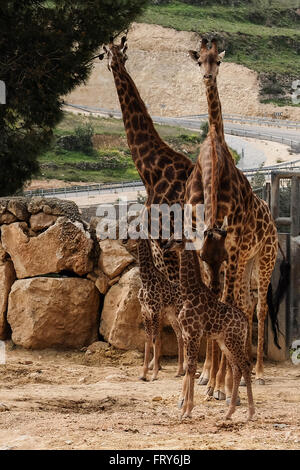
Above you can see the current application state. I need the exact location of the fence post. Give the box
[291,176,300,237]
[271,172,280,221]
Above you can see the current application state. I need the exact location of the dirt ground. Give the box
[0,343,299,451]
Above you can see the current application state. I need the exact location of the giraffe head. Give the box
[99,35,128,71]
[189,38,225,85]
[162,236,186,254]
[200,216,228,296]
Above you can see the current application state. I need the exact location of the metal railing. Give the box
[23,161,300,198]
[64,103,300,130]
[64,103,300,147]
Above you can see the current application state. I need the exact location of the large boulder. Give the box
[99,239,134,279]
[100,267,178,355]
[1,217,94,278]
[7,277,100,349]
[30,213,58,232]
[0,260,15,340]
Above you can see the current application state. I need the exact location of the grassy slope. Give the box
[38,112,240,184]
[38,112,205,183]
[139,1,300,104]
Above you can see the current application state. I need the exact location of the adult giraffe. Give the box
[99,36,195,281]
[186,38,278,399]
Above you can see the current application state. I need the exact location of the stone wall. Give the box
[0,196,180,356]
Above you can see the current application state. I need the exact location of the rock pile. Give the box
[0,197,99,348]
[0,196,180,355]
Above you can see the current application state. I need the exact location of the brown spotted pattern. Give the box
[137,239,184,381]
[187,39,278,397]
[165,239,255,421]
[103,38,194,283]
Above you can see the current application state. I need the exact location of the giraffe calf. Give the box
[137,238,184,381]
[163,237,255,421]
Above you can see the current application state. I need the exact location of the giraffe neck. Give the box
[111,61,163,188]
[205,79,225,144]
[179,246,205,300]
[137,238,156,283]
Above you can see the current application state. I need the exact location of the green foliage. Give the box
[56,123,94,154]
[177,133,202,143]
[200,121,209,140]
[0,0,149,196]
[251,165,266,189]
[141,0,300,98]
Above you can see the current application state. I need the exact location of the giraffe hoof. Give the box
[175,372,185,378]
[255,378,265,385]
[213,390,226,401]
[139,376,148,382]
[178,398,185,409]
[198,376,209,386]
[226,396,241,406]
[205,386,214,397]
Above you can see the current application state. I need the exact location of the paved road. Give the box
[64,104,300,145]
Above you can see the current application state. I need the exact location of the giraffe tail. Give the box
[267,248,291,350]
[267,283,281,350]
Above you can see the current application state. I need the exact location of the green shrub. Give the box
[56,123,94,154]
[200,121,209,140]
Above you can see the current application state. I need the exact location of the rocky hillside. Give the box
[67,22,300,121]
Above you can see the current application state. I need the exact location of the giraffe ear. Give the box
[188,50,199,62]
[219,51,226,60]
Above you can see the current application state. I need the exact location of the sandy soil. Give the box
[0,344,299,450]
[67,23,300,121]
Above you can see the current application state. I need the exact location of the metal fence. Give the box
[65,103,300,129]
[64,103,300,148]
[23,161,300,198]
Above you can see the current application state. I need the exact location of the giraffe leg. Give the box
[241,363,255,421]
[213,352,226,400]
[168,312,185,377]
[205,340,220,396]
[225,363,242,420]
[236,257,256,385]
[180,334,201,419]
[225,361,241,406]
[151,332,162,381]
[140,312,152,381]
[255,244,277,385]
[198,339,212,385]
[140,334,151,381]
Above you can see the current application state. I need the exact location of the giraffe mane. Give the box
[209,124,219,228]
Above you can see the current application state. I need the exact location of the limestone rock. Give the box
[100,267,178,355]
[99,240,134,279]
[0,242,6,263]
[0,212,17,225]
[95,271,109,295]
[7,277,100,349]
[27,197,82,222]
[30,213,58,232]
[7,199,29,221]
[0,261,16,340]
[1,218,94,278]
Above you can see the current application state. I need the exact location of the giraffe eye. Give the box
[198,62,202,67]
[217,61,221,66]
